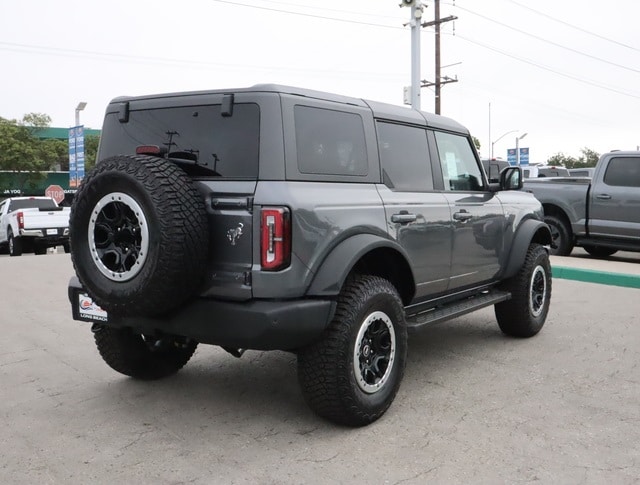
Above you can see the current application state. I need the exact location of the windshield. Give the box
[99,103,260,179]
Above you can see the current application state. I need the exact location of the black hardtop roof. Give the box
[110,83,468,134]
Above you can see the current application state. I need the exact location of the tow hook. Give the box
[222,347,246,358]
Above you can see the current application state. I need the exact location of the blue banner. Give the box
[68,125,85,187]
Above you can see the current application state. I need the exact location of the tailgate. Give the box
[21,208,70,230]
[196,180,256,301]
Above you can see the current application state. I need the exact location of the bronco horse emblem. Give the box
[226,222,244,246]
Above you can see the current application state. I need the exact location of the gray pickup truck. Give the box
[67,84,552,426]
[523,151,640,257]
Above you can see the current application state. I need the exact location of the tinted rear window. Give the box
[99,103,260,179]
[8,199,57,211]
[294,105,368,176]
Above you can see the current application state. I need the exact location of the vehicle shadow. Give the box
[569,248,640,264]
[89,309,517,428]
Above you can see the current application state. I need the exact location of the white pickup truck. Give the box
[0,196,70,256]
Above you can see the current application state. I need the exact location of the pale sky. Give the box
[2,0,639,162]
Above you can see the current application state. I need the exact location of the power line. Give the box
[455,34,640,100]
[212,0,640,100]
[209,0,403,30]
[0,40,406,79]
[509,0,640,53]
[243,0,405,22]
[3,1,638,102]
[454,3,640,74]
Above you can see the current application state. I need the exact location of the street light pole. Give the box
[515,132,528,165]
[491,129,518,159]
[75,102,87,127]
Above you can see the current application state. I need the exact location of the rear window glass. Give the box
[8,199,57,211]
[99,103,260,179]
[294,105,368,176]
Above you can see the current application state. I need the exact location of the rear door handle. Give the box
[391,212,417,224]
[453,211,473,222]
[595,194,612,200]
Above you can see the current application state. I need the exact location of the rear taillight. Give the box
[261,207,291,271]
[17,211,24,229]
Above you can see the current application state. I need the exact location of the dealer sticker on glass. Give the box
[78,293,108,322]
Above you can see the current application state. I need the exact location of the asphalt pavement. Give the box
[1,252,639,484]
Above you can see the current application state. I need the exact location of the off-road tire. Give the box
[583,245,617,258]
[94,326,197,380]
[297,275,408,427]
[63,242,71,254]
[495,243,551,338]
[70,155,208,317]
[545,214,572,256]
[8,230,22,257]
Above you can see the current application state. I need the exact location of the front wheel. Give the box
[495,243,551,338]
[297,275,408,427]
[93,326,198,380]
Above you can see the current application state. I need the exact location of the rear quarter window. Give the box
[294,105,368,177]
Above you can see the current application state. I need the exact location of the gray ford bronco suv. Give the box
[68,84,552,426]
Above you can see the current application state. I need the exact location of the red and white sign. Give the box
[45,184,65,204]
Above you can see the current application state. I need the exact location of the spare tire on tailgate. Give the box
[70,155,209,317]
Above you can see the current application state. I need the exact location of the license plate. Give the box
[76,293,108,322]
[46,228,58,235]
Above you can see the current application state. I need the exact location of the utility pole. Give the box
[421,0,458,114]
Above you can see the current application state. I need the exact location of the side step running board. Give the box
[406,289,511,332]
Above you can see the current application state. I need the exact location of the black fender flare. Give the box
[306,234,414,298]
[502,218,552,280]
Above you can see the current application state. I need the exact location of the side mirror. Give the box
[499,166,523,190]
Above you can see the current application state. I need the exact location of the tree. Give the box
[84,134,100,172]
[472,136,481,151]
[0,116,51,195]
[546,153,577,168]
[546,148,600,169]
[578,148,599,167]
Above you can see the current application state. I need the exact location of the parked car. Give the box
[68,84,552,426]
[0,196,70,256]
[481,158,511,182]
[523,151,640,256]
[523,165,571,178]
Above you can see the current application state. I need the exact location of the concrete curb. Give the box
[552,265,640,289]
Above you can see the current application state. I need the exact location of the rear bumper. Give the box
[20,228,69,237]
[19,228,69,247]
[68,277,335,351]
